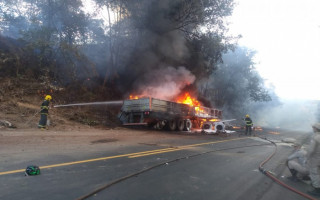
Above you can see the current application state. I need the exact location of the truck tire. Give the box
[155,121,165,130]
[154,122,163,130]
[168,120,176,131]
[177,119,184,131]
[184,119,192,131]
[215,122,225,132]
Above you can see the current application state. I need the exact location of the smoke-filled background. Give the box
[132,66,195,100]
[255,100,318,132]
[0,0,319,129]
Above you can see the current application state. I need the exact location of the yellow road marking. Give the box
[0,169,25,175]
[129,147,190,158]
[268,131,280,135]
[128,138,247,158]
[0,137,246,176]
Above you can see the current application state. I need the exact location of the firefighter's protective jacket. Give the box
[307,132,320,188]
[287,149,309,176]
[245,117,253,126]
[40,100,50,115]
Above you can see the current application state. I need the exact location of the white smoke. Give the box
[132,66,196,100]
[255,99,318,131]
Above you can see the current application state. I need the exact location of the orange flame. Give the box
[232,126,242,129]
[129,95,139,100]
[129,92,202,109]
[176,92,201,107]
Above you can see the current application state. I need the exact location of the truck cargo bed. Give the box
[119,97,222,128]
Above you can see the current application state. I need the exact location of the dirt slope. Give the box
[0,77,120,131]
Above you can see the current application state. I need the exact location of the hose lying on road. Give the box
[76,138,317,200]
[75,143,270,200]
[258,137,317,200]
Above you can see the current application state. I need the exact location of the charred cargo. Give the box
[118,97,222,131]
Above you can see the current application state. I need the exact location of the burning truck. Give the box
[118,93,225,132]
[55,92,229,133]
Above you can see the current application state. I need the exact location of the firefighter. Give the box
[307,123,320,196]
[38,95,52,130]
[286,144,309,181]
[244,114,253,136]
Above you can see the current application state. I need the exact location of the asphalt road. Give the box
[0,128,316,200]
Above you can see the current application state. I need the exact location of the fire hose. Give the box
[258,137,317,200]
[75,140,317,200]
[75,144,269,200]
[22,110,40,127]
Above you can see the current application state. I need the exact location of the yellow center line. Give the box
[0,137,247,176]
[129,147,191,158]
[129,137,247,158]
[268,131,280,135]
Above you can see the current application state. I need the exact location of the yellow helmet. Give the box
[45,95,52,101]
[245,114,250,118]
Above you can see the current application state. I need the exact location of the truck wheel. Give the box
[215,122,225,132]
[184,119,192,131]
[177,119,184,131]
[168,120,176,131]
[155,121,165,130]
[154,122,161,130]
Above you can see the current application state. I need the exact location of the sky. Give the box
[228,0,320,100]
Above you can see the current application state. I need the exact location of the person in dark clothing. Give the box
[244,114,253,136]
[38,95,52,130]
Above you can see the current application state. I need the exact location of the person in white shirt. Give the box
[307,123,320,196]
[286,144,309,181]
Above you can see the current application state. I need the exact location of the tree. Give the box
[0,0,239,99]
[0,35,25,77]
[93,0,238,89]
[0,0,97,82]
[200,47,273,117]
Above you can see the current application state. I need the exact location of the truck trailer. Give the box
[118,97,222,131]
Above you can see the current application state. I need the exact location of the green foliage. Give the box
[0,0,98,83]
[1,0,240,98]
[200,47,273,116]
[0,35,25,77]
[247,72,272,102]
[0,0,281,126]
[92,0,239,88]
[187,32,233,78]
